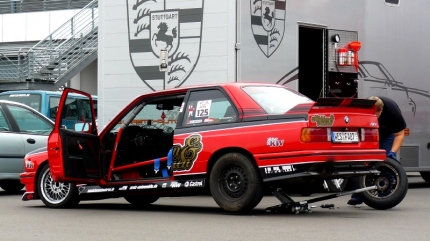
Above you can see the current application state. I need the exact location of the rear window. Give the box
[242,86,312,115]
[0,93,42,111]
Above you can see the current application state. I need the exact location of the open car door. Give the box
[48,88,100,183]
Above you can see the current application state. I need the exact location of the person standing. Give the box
[347,96,407,205]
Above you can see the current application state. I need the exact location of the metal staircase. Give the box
[0,0,98,91]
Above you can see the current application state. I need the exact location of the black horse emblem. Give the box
[152,22,177,51]
[263,7,274,27]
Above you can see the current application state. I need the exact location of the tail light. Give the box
[301,128,330,143]
[361,128,379,142]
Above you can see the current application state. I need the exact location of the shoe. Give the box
[347,198,363,205]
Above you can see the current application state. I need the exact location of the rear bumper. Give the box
[256,149,386,182]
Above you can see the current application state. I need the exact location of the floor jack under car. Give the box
[266,186,377,214]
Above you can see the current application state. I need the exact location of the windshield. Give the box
[0,93,42,111]
[242,86,313,114]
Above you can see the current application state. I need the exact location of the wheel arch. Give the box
[206,147,260,181]
[34,160,49,199]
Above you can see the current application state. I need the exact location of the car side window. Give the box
[183,89,237,127]
[0,106,11,132]
[7,105,53,135]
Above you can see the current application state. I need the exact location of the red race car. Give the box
[20,83,407,213]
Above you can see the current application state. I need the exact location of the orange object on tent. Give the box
[348,41,362,71]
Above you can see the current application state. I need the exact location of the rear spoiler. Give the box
[314,98,376,108]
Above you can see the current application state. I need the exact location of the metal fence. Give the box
[0,0,92,14]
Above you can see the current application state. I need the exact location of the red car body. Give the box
[20,83,388,212]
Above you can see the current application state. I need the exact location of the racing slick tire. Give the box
[354,157,408,210]
[209,153,264,212]
[0,181,24,192]
[37,164,80,208]
[419,172,430,182]
[124,195,159,206]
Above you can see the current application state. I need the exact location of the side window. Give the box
[0,106,12,132]
[49,96,60,119]
[183,89,237,127]
[7,105,53,134]
[117,103,180,133]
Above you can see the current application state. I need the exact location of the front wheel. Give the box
[354,157,408,210]
[37,164,80,208]
[209,153,264,212]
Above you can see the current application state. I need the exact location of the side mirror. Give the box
[74,122,90,131]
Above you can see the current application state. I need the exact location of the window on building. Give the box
[385,0,400,6]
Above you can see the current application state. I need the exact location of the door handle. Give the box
[27,138,36,144]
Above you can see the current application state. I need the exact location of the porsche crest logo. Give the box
[172,134,203,171]
[250,0,286,58]
[126,0,204,91]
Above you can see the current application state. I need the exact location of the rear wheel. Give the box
[124,195,159,206]
[37,164,80,208]
[355,157,408,210]
[419,172,430,182]
[0,181,24,192]
[209,153,264,212]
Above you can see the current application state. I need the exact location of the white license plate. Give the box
[331,131,359,143]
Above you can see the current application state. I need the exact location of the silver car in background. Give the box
[0,100,53,192]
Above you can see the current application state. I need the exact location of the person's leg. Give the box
[379,133,394,154]
[348,133,394,205]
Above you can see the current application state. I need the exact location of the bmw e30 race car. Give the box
[20,83,408,213]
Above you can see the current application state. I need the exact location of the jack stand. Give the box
[265,185,377,214]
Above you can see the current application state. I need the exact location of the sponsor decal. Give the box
[250,0,286,57]
[127,0,204,91]
[172,134,203,171]
[119,186,128,191]
[129,184,158,190]
[370,122,377,127]
[184,180,204,188]
[170,182,181,188]
[264,165,296,174]
[25,160,34,169]
[189,119,203,124]
[311,114,335,127]
[162,183,167,188]
[9,94,30,97]
[87,188,115,193]
[267,137,284,147]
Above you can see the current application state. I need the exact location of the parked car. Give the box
[0,90,98,129]
[0,100,54,192]
[20,83,408,212]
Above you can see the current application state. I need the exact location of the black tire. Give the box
[209,153,264,212]
[325,178,349,192]
[354,157,408,210]
[124,195,159,206]
[0,181,24,192]
[419,172,430,182]
[37,164,80,208]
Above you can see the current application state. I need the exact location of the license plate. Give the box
[331,131,359,143]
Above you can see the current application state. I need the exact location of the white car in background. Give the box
[0,100,54,192]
